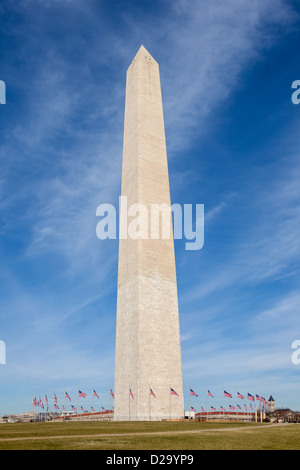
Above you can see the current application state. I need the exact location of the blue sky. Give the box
[0,0,300,415]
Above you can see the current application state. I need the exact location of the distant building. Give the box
[1,412,37,422]
[267,409,300,423]
[195,411,257,422]
[268,395,276,412]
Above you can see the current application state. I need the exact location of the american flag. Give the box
[201,407,205,412]
[71,405,76,410]
[211,406,216,411]
[224,390,232,398]
[65,392,71,401]
[102,406,106,411]
[170,388,179,396]
[53,393,57,404]
[129,388,134,399]
[150,388,156,398]
[78,390,87,398]
[237,392,244,399]
[207,390,214,398]
[189,388,198,397]
[229,405,235,410]
[54,403,59,410]
[93,389,99,399]
[220,406,225,411]
[110,388,114,399]
[247,393,255,401]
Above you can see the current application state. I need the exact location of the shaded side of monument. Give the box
[114,45,184,421]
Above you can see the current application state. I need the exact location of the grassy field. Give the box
[0,420,299,450]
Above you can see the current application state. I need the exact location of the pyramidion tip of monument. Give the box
[135,44,157,63]
[138,44,149,54]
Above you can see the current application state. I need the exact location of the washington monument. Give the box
[114,45,184,421]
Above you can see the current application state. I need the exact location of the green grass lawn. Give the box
[0,421,299,450]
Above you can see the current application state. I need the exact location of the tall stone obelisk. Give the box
[114,45,184,421]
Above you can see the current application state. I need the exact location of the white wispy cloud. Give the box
[181,122,300,301]
[158,0,296,153]
[182,289,299,389]
[2,0,296,275]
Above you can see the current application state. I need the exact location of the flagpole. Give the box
[92,387,94,421]
[149,386,151,422]
[188,385,191,421]
[245,392,250,422]
[169,386,171,420]
[206,387,208,423]
[248,393,250,421]
[222,387,224,421]
[32,396,35,421]
[129,386,131,421]
[45,394,48,422]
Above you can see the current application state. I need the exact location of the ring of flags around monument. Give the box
[32,386,268,415]
[32,388,114,415]
[189,388,268,414]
